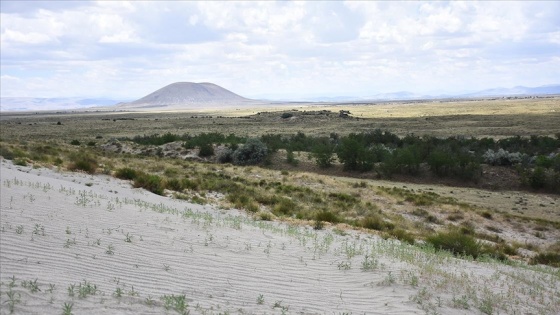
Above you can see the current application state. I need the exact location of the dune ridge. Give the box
[0,159,558,314]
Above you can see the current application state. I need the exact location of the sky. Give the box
[1,1,559,100]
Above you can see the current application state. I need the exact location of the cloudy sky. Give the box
[1,1,559,100]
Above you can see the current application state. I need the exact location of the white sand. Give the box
[1,159,558,314]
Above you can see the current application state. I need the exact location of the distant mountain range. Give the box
[291,84,560,102]
[1,83,559,111]
[0,97,128,112]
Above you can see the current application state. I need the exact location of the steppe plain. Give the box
[1,97,559,314]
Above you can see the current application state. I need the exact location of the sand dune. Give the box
[0,159,558,314]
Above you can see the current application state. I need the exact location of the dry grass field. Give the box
[1,97,559,314]
[1,97,559,142]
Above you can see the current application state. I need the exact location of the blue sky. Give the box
[1,1,559,99]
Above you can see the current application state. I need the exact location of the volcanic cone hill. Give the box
[116,82,258,110]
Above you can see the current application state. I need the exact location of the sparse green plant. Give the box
[379,271,396,286]
[361,254,379,271]
[162,294,188,313]
[337,261,351,270]
[124,232,132,243]
[452,295,470,309]
[114,287,123,298]
[15,225,23,234]
[6,290,21,314]
[76,280,97,298]
[62,302,73,315]
[256,294,265,305]
[106,244,115,255]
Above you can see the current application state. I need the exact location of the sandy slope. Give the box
[0,159,558,314]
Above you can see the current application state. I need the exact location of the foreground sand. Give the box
[0,159,558,314]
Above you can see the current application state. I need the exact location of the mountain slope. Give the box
[117,82,255,109]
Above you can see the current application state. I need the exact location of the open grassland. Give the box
[1,97,559,314]
[1,98,559,142]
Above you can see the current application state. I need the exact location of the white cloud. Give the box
[1,1,559,101]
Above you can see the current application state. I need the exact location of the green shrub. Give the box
[166,178,183,191]
[315,210,340,224]
[232,138,268,165]
[426,229,482,258]
[281,113,293,119]
[70,140,81,146]
[529,252,560,268]
[198,143,214,157]
[311,141,335,168]
[68,153,97,174]
[114,167,138,180]
[286,149,298,166]
[217,148,234,163]
[529,167,546,189]
[272,198,297,216]
[0,146,15,160]
[14,158,27,166]
[133,173,165,195]
[360,215,392,231]
[387,229,415,244]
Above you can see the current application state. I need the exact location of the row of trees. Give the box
[122,130,560,192]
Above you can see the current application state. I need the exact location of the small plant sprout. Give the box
[106,244,115,255]
[62,302,73,315]
[114,287,123,298]
[8,275,17,288]
[257,294,265,305]
[67,284,75,297]
[361,254,379,271]
[6,290,21,314]
[163,264,171,272]
[128,286,139,296]
[47,283,56,293]
[66,226,71,234]
[77,280,97,298]
[15,225,23,234]
[33,223,45,236]
[124,232,132,243]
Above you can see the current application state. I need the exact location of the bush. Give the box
[530,252,560,267]
[281,113,293,119]
[483,149,525,166]
[70,139,81,146]
[232,138,268,165]
[529,167,547,189]
[198,143,214,157]
[114,167,138,180]
[311,141,335,168]
[426,229,482,258]
[387,229,415,244]
[68,153,97,174]
[217,148,234,163]
[360,215,393,231]
[315,210,340,224]
[336,137,374,172]
[133,173,165,195]
[286,149,298,166]
[272,197,297,216]
[0,146,15,160]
